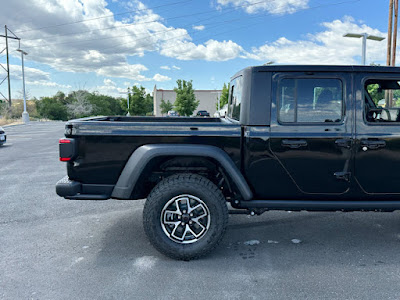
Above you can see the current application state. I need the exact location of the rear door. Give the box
[269,72,353,195]
[355,74,400,194]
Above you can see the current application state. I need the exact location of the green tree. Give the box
[367,84,382,105]
[36,96,68,120]
[124,86,153,116]
[216,83,230,109]
[173,79,199,116]
[36,90,126,120]
[160,99,174,115]
[144,94,154,116]
[87,92,124,116]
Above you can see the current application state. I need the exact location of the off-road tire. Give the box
[143,173,228,260]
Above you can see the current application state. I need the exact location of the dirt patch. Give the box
[0,118,23,126]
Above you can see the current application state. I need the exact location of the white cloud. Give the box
[247,16,387,65]
[8,64,70,89]
[160,65,181,70]
[104,78,116,86]
[152,74,171,82]
[192,25,205,31]
[0,0,248,86]
[9,64,50,81]
[96,64,149,80]
[93,83,126,96]
[160,39,244,61]
[217,0,309,14]
[26,80,72,89]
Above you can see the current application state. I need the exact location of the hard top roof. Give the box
[231,65,400,79]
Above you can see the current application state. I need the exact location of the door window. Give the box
[278,78,343,123]
[364,79,400,123]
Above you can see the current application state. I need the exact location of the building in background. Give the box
[153,85,221,117]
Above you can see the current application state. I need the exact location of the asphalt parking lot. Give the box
[1,121,400,300]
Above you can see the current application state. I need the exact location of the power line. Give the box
[18,0,362,81]
[13,0,194,33]
[21,0,283,50]
[19,0,278,40]
[23,11,241,51]
[101,0,362,54]
[22,8,234,42]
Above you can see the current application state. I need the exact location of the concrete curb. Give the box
[3,122,26,128]
[2,120,63,128]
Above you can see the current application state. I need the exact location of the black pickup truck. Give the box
[57,65,400,260]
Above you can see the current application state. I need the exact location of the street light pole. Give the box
[126,92,130,116]
[119,90,133,116]
[361,34,367,65]
[343,33,385,65]
[16,48,29,123]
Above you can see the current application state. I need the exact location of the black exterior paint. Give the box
[111,144,253,200]
[57,65,400,210]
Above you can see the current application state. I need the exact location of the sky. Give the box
[0,0,394,99]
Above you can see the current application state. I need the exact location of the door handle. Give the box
[335,139,351,149]
[334,171,351,182]
[282,139,307,149]
[360,140,386,150]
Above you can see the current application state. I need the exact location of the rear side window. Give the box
[228,76,243,121]
[279,78,343,123]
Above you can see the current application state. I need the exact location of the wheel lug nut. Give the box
[182,222,185,226]
[190,213,193,217]
[183,210,187,213]
[189,221,193,225]
[178,216,181,219]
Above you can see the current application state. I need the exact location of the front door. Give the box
[355,75,400,194]
[269,72,353,195]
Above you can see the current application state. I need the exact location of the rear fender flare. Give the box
[111,144,253,200]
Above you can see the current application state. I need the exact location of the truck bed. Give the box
[87,116,224,123]
[64,116,242,186]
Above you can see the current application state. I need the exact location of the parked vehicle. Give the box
[0,126,6,146]
[196,110,210,117]
[57,65,400,260]
[167,110,179,117]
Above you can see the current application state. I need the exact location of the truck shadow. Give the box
[96,209,400,270]
[95,206,163,266]
[221,211,400,268]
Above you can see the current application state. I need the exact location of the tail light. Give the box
[59,138,77,162]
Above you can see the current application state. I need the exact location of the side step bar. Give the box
[236,200,400,212]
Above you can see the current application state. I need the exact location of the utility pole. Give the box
[387,0,394,66]
[386,0,398,106]
[392,0,399,66]
[0,25,20,107]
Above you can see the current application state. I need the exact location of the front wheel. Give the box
[143,173,228,260]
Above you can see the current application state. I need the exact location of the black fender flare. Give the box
[111,144,253,200]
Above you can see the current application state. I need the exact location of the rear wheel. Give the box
[143,173,228,260]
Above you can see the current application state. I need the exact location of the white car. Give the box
[167,110,179,117]
[213,104,228,118]
[0,126,6,145]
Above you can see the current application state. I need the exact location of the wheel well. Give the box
[130,156,238,200]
